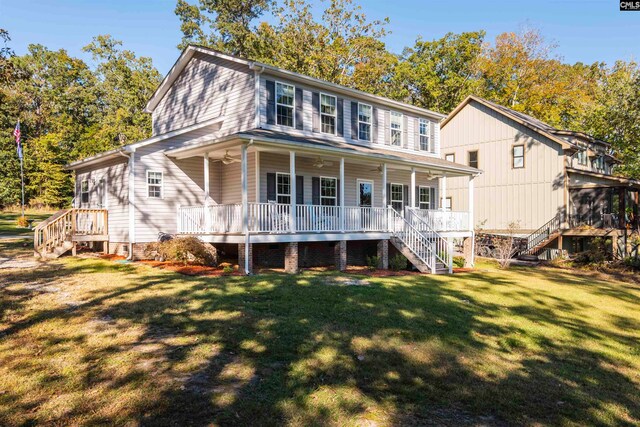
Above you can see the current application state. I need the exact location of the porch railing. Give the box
[178,204,468,235]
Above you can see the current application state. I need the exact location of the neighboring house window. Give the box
[320,94,337,134]
[418,186,431,210]
[443,197,452,210]
[276,172,291,204]
[147,171,163,198]
[468,150,478,168]
[390,183,403,211]
[390,111,403,146]
[358,103,372,141]
[276,82,295,127]
[320,177,337,206]
[512,145,524,168]
[577,149,588,165]
[419,119,430,151]
[445,153,455,163]
[593,156,605,172]
[81,180,89,204]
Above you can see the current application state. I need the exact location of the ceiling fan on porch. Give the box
[212,150,241,165]
[312,157,333,168]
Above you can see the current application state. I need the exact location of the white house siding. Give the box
[257,151,438,208]
[257,73,442,158]
[441,100,565,232]
[75,158,129,242]
[151,52,254,137]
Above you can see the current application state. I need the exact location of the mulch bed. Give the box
[138,260,243,276]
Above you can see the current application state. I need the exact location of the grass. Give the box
[0,240,639,426]
[0,210,53,236]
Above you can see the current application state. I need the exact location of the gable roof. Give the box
[441,95,579,150]
[144,45,446,120]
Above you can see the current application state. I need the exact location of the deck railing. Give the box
[178,204,469,235]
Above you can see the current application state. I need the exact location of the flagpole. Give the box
[19,154,25,217]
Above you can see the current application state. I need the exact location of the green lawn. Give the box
[0,211,53,236]
[0,240,638,426]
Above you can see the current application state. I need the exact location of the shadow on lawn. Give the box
[1,260,639,426]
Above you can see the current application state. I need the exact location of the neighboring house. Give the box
[34,46,480,274]
[441,95,640,259]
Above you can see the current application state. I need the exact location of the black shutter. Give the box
[403,185,409,210]
[430,187,436,209]
[336,179,340,206]
[351,101,358,140]
[372,106,378,144]
[337,98,344,137]
[386,183,391,208]
[312,177,320,205]
[266,80,276,125]
[296,175,304,204]
[415,186,420,208]
[295,88,303,130]
[312,92,320,132]
[267,173,276,202]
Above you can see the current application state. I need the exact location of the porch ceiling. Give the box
[165,129,480,177]
[567,168,640,189]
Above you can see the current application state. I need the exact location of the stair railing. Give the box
[34,208,108,256]
[521,213,564,256]
[405,207,453,273]
[389,207,437,274]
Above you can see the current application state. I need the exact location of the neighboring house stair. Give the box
[518,213,564,261]
[34,208,109,259]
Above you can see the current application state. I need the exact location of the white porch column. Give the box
[468,175,474,231]
[203,152,211,232]
[382,163,388,207]
[241,144,249,274]
[410,168,416,208]
[289,151,296,233]
[441,175,447,211]
[340,157,345,232]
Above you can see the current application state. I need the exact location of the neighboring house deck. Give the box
[441,95,640,259]
[37,46,480,274]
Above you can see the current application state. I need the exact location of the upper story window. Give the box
[320,177,337,206]
[390,112,403,146]
[147,171,163,198]
[81,180,89,204]
[390,183,403,211]
[592,156,605,172]
[418,186,432,210]
[276,172,291,204]
[358,103,372,141]
[512,145,524,168]
[468,150,479,168]
[445,153,455,163]
[320,94,337,134]
[577,149,588,166]
[419,119,431,151]
[276,82,295,127]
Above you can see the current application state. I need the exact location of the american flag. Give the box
[13,120,22,160]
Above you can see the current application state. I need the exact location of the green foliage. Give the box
[389,254,407,271]
[222,265,234,275]
[622,256,640,270]
[144,237,218,266]
[453,256,466,268]
[365,255,380,270]
[15,215,29,228]
[574,237,610,265]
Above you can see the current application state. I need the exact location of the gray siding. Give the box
[441,100,565,232]
[152,52,254,136]
[76,158,129,241]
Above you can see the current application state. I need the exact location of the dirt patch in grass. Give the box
[138,260,243,276]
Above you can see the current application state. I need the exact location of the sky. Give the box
[1,0,639,75]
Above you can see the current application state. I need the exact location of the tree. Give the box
[391,31,485,112]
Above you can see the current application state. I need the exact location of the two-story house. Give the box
[441,95,640,259]
[34,46,480,274]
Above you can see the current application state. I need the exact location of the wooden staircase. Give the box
[518,213,563,261]
[34,208,109,259]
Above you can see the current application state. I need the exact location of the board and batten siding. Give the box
[75,158,129,242]
[257,73,442,158]
[441,100,565,232]
[152,51,255,137]
[257,152,438,208]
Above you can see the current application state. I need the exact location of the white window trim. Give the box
[357,179,374,207]
[390,182,404,209]
[319,92,337,135]
[358,102,373,142]
[276,172,291,204]
[419,118,431,152]
[275,81,295,128]
[146,170,164,199]
[320,176,338,206]
[81,180,89,204]
[390,111,403,146]
[418,185,432,210]
[445,153,455,163]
